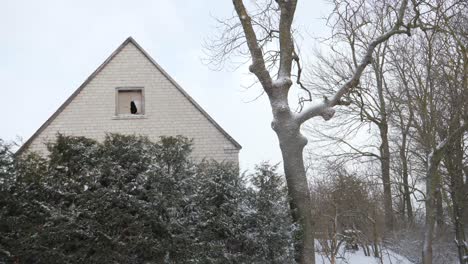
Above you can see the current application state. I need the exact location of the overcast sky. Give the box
[0,0,331,170]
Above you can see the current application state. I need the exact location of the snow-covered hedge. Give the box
[0,134,294,263]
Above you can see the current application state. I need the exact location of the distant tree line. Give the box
[302,0,468,262]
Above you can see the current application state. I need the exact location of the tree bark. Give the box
[445,132,467,264]
[435,186,444,229]
[421,134,465,264]
[274,116,315,264]
[379,122,393,231]
[399,132,413,222]
[422,123,468,264]
[464,166,468,227]
[373,54,394,232]
[422,156,440,264]
[451,184,467,264]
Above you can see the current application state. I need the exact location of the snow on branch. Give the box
[427,120,468,168]
[295,0,410,125]
[277,0,298,79]
[233,0,273,90]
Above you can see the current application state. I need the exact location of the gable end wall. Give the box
[26,42,239,164]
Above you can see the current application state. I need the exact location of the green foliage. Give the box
[0,140,14,190]
[193,161,250,263]
[99,133,156,189]
[0,134,295,264]
[15,152,48,185]
[156,135,193,174]
[248,162,296,263]
[47,133,101,177]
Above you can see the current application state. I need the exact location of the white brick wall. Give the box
[26,41,240,164]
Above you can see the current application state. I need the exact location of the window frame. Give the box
[115,87,145,117]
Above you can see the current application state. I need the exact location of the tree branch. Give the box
[277,0,298,80]
[295,0,410,125]
[233,0,273,91]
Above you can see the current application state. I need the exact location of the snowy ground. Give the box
[316,247,413,264]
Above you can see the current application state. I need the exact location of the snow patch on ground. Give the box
[316,247,413,264]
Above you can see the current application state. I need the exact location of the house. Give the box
[16,37,241,164]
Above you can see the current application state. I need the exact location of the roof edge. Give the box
[16,36,241,155]
[126,38,242,150]
[16,37,134,156]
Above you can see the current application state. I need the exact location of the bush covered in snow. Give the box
[0,134,295,263]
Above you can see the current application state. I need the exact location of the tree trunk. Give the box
[373,218,380,258]
[422,168,436,264]
[400,132,413,222]
[422,152,443,264]
[452,194,467,264]
[435,186,444,229]
[380,123,393,232]
[274,118,315,264]
[374,58,394,232]
[463,165,468,225]
[445,134,467,264]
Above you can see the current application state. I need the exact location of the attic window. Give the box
[116,88,144,115]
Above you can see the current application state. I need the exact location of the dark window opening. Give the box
[116,89,143,115]
[130,101,138,114]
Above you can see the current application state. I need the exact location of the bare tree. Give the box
[305,1,406,230]
[389,7,468,262]
[388,1,467,262]
[312,165,386,262]
[387,81,415,223]
[438,6,468,263]
[207,0,413,262]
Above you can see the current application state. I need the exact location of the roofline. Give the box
[127,38,242,150]
[16,36,241,155]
